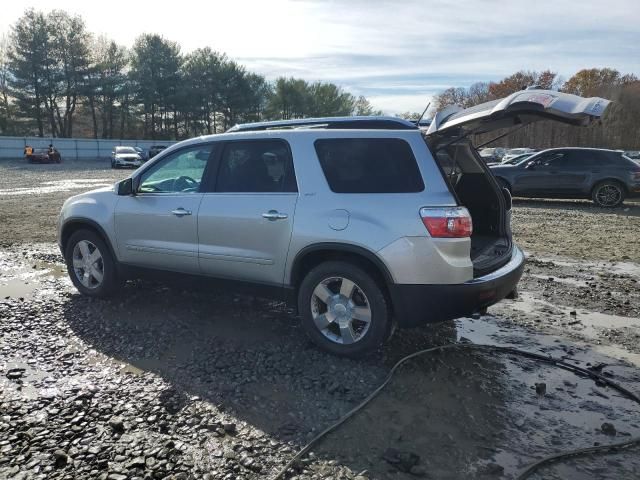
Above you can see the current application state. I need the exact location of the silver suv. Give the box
[58,89,609,356]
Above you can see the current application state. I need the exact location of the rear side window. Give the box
[215,139,297,193]
[314,138,424,193]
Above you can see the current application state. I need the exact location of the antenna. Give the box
[415,101,431,126]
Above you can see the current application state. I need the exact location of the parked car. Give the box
[499,152,535,166]
[148,145,167,158]
[490,148,640,207]
[479,147,506,163]
[134,146,149,162]
[26,148,58,164]
[111,146,143,169]
[58,88,610,356]
[501,148,536,162]
[625,150,640,160]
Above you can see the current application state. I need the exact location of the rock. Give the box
[478,462,504,475]
[107,474,128,480]
[535,383,546,395]
[5,368,26,380]
[53,449,68,468]
[382,448,420,473]
[222,422,236,433]
[108,417,124,433]
[410,465,428,476]
[601,423,616,436]
[126,456,145,468]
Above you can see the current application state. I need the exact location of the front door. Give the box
[114,144,215,273]
[198,139,298,285]
[512,151,560,195]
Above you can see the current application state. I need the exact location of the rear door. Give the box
[427,89,610,137]
[197,139,298,286]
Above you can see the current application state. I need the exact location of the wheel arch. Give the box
[289,243,395,296]
[495,176,511,191]
[60,218,118,261]
[591,177,628,195]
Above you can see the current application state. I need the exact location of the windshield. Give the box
[116,147,137,154]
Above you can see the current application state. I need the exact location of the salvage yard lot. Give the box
[1,158,640,479]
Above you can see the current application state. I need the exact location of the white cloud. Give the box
[366,94,434,115]
[2,0,639,115]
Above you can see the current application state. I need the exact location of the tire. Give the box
[592,180,625,208]
[298,261,390,357]
[64,229,120,297]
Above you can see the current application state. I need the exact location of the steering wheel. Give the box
[173,175,198,191]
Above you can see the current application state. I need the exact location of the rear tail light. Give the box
[420,207,473,238]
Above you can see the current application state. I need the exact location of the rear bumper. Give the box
[389,245,525,327]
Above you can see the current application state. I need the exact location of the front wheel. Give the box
[65,229,120,297]
[298,261,391,357]
[592,180,625,208]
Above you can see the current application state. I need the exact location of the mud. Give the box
[1,159,640,479]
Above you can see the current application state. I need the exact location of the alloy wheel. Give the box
[72,240,104,289]
[595,184,622,207]
[310,276,372,344]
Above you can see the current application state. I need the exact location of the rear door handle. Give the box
[262,210,288,221]
[171,208,192,217]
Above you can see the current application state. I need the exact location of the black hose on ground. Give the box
[271,342,640,480]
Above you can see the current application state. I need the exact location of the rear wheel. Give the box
[65,229,120,297]
[592,180,625,208]
[298,261,390,357]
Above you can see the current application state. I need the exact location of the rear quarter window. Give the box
[314,138,424,193]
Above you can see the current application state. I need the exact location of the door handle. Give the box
[262,210,288,221]
[171,208,192,217]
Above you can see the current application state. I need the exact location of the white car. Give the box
[501,148,535,162]
[111,146,143,169]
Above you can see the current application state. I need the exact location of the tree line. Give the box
[0,9,380,140]
[430,68,640,150]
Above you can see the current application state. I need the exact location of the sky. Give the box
[2,0,639,114]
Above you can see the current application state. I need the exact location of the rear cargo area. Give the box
[430,140,512,275]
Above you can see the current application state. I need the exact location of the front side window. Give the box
[215,140,296,193]
[315,138,424,193]
[138,145,213,193]
[535,152,565,166]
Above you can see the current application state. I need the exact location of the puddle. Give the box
[0,178,112,196]
[0,251,69,299]
[324,317,640,479]
[533,255,640,279]
[529,273,589,288]
[501,293,640,365]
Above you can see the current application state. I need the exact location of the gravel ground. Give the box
[1,159,640,479]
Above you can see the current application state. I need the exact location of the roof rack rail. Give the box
[226,116,418,133]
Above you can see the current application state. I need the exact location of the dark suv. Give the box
[490,148,640,207]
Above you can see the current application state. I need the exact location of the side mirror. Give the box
[525,161,536,170]
[117,178,134,196]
